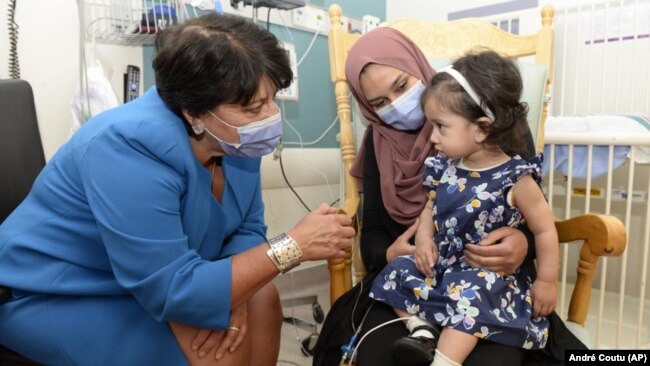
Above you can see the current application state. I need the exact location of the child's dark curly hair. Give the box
[421,49,535,159]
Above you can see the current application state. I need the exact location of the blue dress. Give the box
[0,88,268,365]
[370,154,549,349]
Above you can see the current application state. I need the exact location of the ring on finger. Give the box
[227,326,240,332]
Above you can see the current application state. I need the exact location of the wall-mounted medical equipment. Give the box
[230,0,305,11]
[80,0,187,46]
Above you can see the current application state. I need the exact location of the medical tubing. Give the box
[349,317,411,362]
[278,154,311,213]
[343,299,374,362]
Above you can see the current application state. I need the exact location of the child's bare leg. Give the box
[394,308,411,324]
[433,328,478,366]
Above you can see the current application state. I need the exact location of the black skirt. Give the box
[312,272,586,366]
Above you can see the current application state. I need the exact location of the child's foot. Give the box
[390,316,441,366]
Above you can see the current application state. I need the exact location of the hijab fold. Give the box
[347,28,436,226]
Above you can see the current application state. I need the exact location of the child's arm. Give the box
[414,199,438,277]
[512,175,559,317]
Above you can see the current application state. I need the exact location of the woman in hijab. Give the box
[313,28,583,366]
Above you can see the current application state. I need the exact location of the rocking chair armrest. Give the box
[555,214,627,326]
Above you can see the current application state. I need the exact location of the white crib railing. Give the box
[488,0,650,350]
[545,134,650,349]
[551,0,650,349]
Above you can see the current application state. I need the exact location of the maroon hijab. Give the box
[347,27,436,226]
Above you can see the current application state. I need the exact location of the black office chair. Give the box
[0,79,46,365]
[0,79,45,222]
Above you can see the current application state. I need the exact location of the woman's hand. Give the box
[289,203,356,261]
[386,218,419,262]
[190,303,248,360]
[414,235,437,278]
[216,302,247,360]
[463,226,527,275]
[531,279,556,317]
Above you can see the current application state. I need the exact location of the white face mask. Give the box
[204,107,283,158]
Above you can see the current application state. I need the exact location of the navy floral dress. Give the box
[370,153,549,349]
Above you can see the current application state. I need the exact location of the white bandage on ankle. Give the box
[406,316,436,339]
[431,349,462,366]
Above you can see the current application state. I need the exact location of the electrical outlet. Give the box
[348,18,363,34]
[362,14,380,34]
[292,5,329,33]
[312,8,327,32]
[340,16,350,32]
[292,7,307,28]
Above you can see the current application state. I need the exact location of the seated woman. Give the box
[0,13,355,366]
[313,28,584,366]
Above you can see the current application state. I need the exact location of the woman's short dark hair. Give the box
[421,49,535,158]
[153,13,293,117]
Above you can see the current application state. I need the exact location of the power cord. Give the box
[278,153,311,213]
[282,115,338,146]
[269,19,339,212]
[296,21,322,68]
[280,101,336,200]
[350,279,365,333]
[7,0,20,79]
[275,9,294,42]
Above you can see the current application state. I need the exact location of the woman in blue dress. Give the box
[0,13,355,365]
[370,50,559,366]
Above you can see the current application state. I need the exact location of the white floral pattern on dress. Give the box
[370,153,549,349]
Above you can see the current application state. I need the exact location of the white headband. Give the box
[437,66,495,121]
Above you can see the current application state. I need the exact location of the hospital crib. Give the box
[493,0,650,349]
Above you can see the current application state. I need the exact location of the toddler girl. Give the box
[370,50,558,366]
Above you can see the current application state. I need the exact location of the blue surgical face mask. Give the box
[375,80,426,131]
[206,107,283,158]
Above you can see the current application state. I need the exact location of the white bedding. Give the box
[543,114,650,179]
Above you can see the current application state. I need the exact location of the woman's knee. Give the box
[248,282,282,330]
[247,283,282,366]
[173,283,283,366]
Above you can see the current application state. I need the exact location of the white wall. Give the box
[261,148,340,235]
[386,0,608,32]
[0,0,143,160]
[387,0,503,22]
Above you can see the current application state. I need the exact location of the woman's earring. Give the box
[191,124,205,135]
